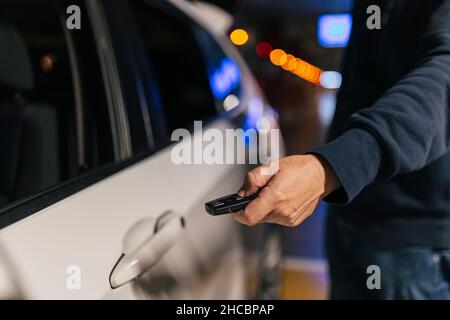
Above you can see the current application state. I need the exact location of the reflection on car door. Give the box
[108,0,251,299]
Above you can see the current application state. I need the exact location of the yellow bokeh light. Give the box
[230,29,249,46]
[270,49,287,66]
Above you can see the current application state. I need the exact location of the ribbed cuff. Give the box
[310,128,383,204]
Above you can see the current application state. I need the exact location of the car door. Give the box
[0,0,189,299]
[99,0,258,299]
[110,0,283,299]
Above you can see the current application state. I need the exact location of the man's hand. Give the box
[232,155,340,227]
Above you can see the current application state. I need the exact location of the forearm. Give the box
[312,0,450,203]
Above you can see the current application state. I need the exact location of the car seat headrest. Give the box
[0,21,34,91]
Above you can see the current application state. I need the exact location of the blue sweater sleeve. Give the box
[312,0,450,204]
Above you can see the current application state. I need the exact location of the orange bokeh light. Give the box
[303,64,313,80]
[287,58,300,71]
[270,49,288,66]
[41,54,54,73]
[293,60,306,76]
[264,44,322,85]
[282,54,297,71]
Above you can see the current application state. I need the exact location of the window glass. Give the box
[0,0,115,209]
[129,0,221,132]
[193,27,241,103]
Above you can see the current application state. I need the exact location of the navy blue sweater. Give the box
[312,0,450,248]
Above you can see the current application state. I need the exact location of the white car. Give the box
[0,0,283,299]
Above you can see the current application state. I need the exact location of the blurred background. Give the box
[203,0,353,299]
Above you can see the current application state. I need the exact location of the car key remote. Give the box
[205,191,260,216]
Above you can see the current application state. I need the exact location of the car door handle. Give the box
[109,211,185,289]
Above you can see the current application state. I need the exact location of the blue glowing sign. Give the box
[209,58,240,100]
[318,14,352,48]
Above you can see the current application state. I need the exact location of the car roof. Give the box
[165,0,233,36]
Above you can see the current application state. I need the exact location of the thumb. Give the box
[238,162,278,197]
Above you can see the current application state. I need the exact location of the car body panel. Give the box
[0,120,249,299]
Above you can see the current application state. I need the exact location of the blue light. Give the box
[318,14,352,48]
[241,97,264,146]
[209,58,240,100]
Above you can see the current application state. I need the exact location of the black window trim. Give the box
[62,8,86,169]
[86,0,132,161]
[100,0,165,153]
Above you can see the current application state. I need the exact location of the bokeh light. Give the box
[258,41,323,85]
[41,54,55,73]
[223,94,240,111]
[256,41,273,58]
[293,60,306,76]
[230,29,249,46]
[320,71,342,89]
[281,54,296,71]
[270,49,288,66]
[287,58,299,71]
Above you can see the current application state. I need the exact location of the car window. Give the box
[128,0,232,132]
[193,26,242,104]
[0,0,115,210]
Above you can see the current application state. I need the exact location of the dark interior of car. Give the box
[130,0,218,132]
[0,0,76,207]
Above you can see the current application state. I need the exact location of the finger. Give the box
[290,201,321,226]
[238,163,278,197]
[232,211,252,226]
[262,211,301,227]
[290,214,308,227]
[260,208,292,225]
[242,186,278,226]
[259,211,279,224]
[238,170,263,197]
[266,201,318,227]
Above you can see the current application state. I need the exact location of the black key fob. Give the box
[205,191,259,216]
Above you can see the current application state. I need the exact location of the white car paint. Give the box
[0,120,249,299]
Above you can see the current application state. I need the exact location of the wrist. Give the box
[308,154,341,197]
